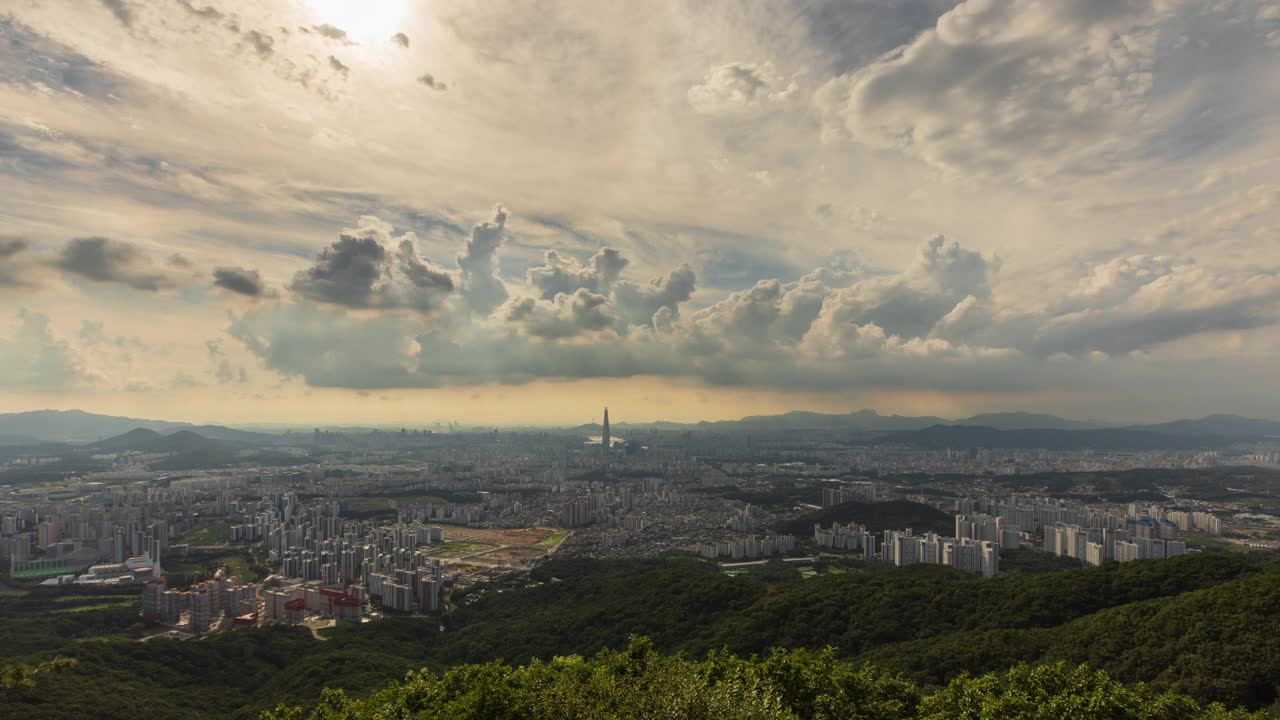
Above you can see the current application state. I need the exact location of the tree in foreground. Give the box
[260,639,1270,720]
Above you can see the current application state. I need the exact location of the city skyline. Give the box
[3,1,1280,424]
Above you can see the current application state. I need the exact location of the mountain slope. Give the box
[883,425,1215,450]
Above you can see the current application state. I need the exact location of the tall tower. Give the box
[601,407,610,455]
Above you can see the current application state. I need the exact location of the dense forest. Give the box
[254,639,1269,720]
[770,500,954,536]
[1,553,1278,719]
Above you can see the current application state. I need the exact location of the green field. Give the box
[1185,532,1257,554]
[53,595,133,604]
[535,529,570,547]
[176,523,230,546]
[164,547,270,587]
[12,566,72,579]
[52,599,137,614]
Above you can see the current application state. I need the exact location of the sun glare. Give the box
[305,0,410,44]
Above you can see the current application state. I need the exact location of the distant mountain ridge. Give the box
[0,410,284,444]
[2,408,1279,446]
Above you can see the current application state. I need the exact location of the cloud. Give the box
[0,237,28,258]
[612,264,696,326]
[392,33,410,48]
[817,0,1162,178]
[213,266,268,297]
[0,237,35,288]
[243,30,275,59]
[505,288,615,339]
[229,201,1280,396]
[54,237,173,291]
[688,61,797,115]
[328,56,350,77]
[306,24,353,44]
[0,310,89,389]
[455,206,508,315]
[215,358,248,384]
[99,0,135,28]
[289,216,454,312]
[175,0,223,20]
[417,73,447,91]
[527,247,628,299]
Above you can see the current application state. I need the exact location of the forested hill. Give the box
[771,500,954,536]
[2,554,1279,719]
[253,640,1269,720]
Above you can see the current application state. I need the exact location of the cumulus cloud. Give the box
[289,216,454,313]
[392,32,410,48]
[505,288,615,339]
[213,266,268,297]
[688,62,798,115]
[455,206,508,315]
[54,237,173,291]
[328,56,350,77]
[817,0,1163,177]
[527,247,628,299]
[612,264,696,326]
[0,310,89,389]
[224,199,1280,395]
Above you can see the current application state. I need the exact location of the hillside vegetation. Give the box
[0,554,1277,719]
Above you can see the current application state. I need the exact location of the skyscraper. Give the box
[601,407,610,455]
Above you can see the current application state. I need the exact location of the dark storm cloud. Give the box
[417,74,447,91]
[54,237,172,291]
[213,266,267,297]
[99,0,136,28]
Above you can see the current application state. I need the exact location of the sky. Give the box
[1,0,1279,426]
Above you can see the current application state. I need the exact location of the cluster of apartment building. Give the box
[696,534,797,560]
[820,481,878,507]
[141,568,260,633]
[3,488,185,581]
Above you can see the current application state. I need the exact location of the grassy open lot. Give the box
[535,528,570,548]
[1185,532,1259,554]
[176,523,229,545]
[164,547,271,588]
[52,599,137,614]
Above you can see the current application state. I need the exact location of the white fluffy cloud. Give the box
[224,206,1280,394]
[0,310,90,389]
[688,62,798,115]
